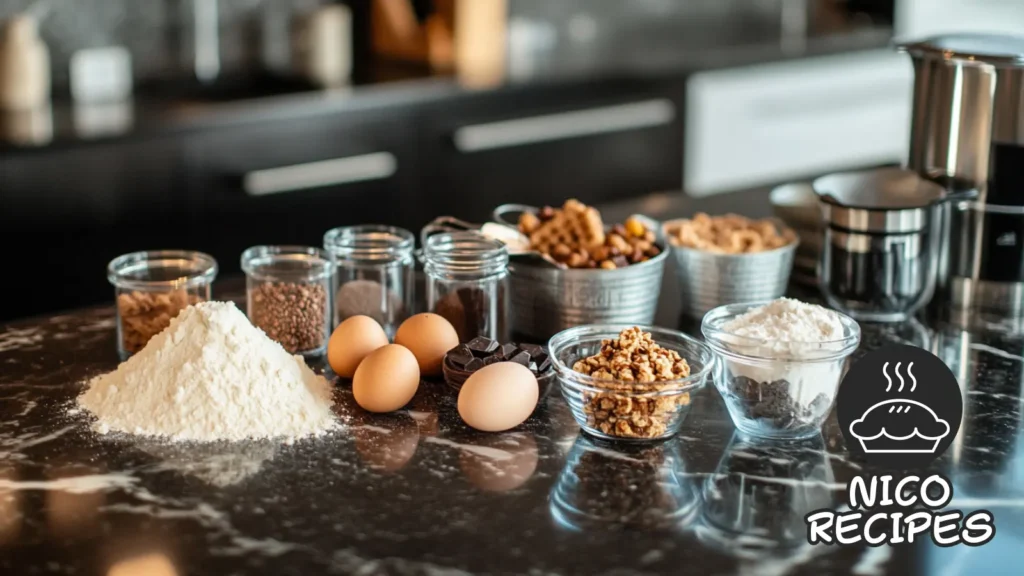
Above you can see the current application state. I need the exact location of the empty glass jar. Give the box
[241,245,334,356]
[108,250,218,357]
[324,225,415,338]
[424,231,509,343]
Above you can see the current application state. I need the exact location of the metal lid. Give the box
[813,168,947,233]
[899,33,1024,67]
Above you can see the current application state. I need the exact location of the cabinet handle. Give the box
[453,99,675,152]
[243,152,397,196]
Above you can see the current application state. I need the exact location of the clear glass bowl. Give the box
[107,250,218,358]
[241,245,335,357]
[701,301,860,440]
[548,325,713,442]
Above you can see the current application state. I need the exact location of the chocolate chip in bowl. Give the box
[443,337,555,399]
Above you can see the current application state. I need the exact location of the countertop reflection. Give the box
[2,191,1024,575]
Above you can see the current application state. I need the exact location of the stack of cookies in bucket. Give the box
[517,199,661,270]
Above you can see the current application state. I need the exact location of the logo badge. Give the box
[837,344,963,469]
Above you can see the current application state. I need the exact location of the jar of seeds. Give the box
[241,245,334,356]
[323,225,415,339]
[108,250,218,358]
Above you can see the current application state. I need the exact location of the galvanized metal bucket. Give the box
[507,251,668,341]
[665,222,797,318]
[493,204,668,341]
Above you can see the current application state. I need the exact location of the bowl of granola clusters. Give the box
[548,325,713,442]
[663,213,798,318]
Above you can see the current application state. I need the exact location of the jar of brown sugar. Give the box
[241,245,334,356]
[108,250,218,358]
[423,232,509,343]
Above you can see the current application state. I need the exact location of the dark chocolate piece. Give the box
[483,355,503,366]
[467,336,499,357]
[509,351,531,367]
[499,343,518,359]
[464,358,486,371]
[446,345,474,369]
[536,357,552,373]
[528,362,538,372]
[519,343,544,357]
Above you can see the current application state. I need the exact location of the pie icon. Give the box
[848,399,950,454]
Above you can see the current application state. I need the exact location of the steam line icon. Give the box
[849,360,950,454]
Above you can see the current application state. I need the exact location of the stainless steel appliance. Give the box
[814,167,948,322]
[901,33,1024,318]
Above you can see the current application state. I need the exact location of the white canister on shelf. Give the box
[0,14,50,111]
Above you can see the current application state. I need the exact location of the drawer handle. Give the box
[243,152,397,196]
[453,99,675,152]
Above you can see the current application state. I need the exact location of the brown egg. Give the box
[458,362,539,432]
[328,315,389,378]
[353,344,420,412]
[394,313,459,377]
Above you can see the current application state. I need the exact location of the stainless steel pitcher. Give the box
[900,33,1024,319]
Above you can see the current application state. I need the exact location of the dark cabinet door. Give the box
[0,137,184,321]
[183,110,420,276]
[421,79,684,223]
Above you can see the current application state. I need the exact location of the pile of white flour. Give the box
[722,297,845,349]
[77,301,336,442]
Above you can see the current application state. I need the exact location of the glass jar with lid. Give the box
[323,225,415,338]
[241,245,334,357]
[423,231,509,343]
[107,250,218,358]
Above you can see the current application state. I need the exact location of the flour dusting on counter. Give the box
[77,301,336,442]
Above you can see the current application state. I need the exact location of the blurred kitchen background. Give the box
[1,0,1022,321]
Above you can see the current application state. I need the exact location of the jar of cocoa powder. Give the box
[423,232,509,343]
[108,250,218,358]
[241,245,334,356]
[323,225,415,339]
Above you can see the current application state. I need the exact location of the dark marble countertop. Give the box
[3,190,1024,576]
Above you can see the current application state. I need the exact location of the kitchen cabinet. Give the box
[419,79,684,222]
[0,137,184,321]
[182,108,422,277]
[685,49,913,195]
[0,78,685,322]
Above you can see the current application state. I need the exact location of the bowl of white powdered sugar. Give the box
[700,298,860,440]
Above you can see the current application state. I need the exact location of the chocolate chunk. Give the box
[483,355,503,366]
[499,343,518,359]
[528,362,538,372]
[446,345,474,369]
[519,343,544,358]
[532,351,549,369]
[536,357,552,373]
[467,336,499,357]
[612,255,630,269]
[465,358,486,371]
[509,351,531,367]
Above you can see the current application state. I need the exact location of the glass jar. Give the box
[241,245,334,357]
[107,250,218,358]
[323,225,415,339]
[423,232,509,343]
